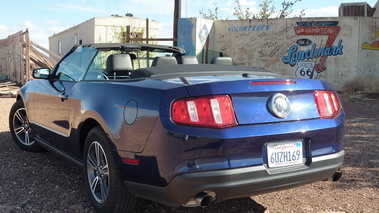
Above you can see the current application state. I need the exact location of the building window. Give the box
[58,40,62,55]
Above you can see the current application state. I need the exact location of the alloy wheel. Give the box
[12,108,34,146]
[86,141,110,203]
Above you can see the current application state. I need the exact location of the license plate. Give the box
[267,141,303,168]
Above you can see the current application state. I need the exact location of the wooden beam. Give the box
[30,40,61,61]
[29,46,56,68]
[24,29,30,83]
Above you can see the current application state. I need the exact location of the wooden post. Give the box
[126,25,131,43]
[173,0,181,46]
[146,19,149,44]
[146,19,150,64]
[24,29,30,83]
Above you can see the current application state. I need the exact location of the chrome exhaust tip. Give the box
[194,192,214,207]
[182,191,216,208]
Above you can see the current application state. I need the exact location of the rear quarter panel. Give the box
[70,80,188,154]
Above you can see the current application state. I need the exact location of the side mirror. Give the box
[33,68,51,79]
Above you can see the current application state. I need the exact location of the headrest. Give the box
[151,57,177,66]
[177,56,199,64]
[210,57,233,65]
[129,53,137,60]
[106,54,133,73]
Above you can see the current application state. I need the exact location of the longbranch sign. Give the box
[282,40,343,66]
[282,21,344,79]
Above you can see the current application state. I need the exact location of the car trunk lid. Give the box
[179,76,336,125]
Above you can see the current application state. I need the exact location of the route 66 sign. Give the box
[295,61,317,79]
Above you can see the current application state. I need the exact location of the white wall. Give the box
[178,17,379,90]
[93,17,159,43]
[49,17,159,56]
[373,0,379,17]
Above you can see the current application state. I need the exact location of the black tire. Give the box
[83,126,136,213]
[9,99,43,152]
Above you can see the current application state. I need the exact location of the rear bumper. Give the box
[125,150,345,207]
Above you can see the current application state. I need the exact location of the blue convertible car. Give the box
[9,43,345,212]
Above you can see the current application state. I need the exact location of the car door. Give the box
[31,46,98,152]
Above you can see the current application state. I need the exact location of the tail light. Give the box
[171,95,237,128]
[314,90,341,119]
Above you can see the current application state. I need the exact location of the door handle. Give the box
[59,92,68,101]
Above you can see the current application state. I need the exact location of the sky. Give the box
[0,0,378,49]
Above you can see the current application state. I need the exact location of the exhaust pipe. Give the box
[182,191,216,208]
[325,169,342,181]
[194,192,214,207]
[331,170,342,181]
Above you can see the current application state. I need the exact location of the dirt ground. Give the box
[0,96,378,213]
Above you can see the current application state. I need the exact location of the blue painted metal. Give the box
[16,43,345,207]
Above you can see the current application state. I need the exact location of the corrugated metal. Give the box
[343,5,365,16]
[339,3,374,17]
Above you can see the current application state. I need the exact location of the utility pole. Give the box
[173,0,181,46]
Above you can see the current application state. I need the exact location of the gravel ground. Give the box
[0,96,378,213]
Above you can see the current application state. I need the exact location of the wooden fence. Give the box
[0,29,60,85]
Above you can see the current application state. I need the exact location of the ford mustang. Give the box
[9,43,345,213]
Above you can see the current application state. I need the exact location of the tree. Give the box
[278,0,302,18]
[199,3,221,20]
[112,27,145,43]
[233,0,256,20]
[199,0,304,20]
[257,0,276,19]
[112,27,157,69]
